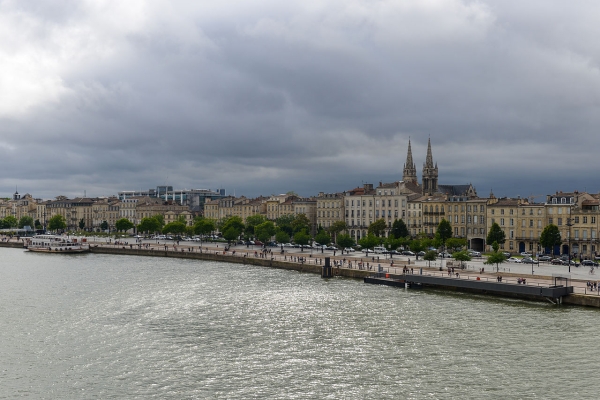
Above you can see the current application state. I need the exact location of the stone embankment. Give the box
[2,239,600,307]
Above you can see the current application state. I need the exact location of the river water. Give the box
[1,248,599,399]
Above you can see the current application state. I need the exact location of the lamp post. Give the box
[566,218,573,273]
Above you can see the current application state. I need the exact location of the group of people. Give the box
[586,281,598,290]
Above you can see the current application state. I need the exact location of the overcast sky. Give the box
[2,0,600,201]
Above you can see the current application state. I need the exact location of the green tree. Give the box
[275,214,295,236]
[409,239,426,260]
[194,219,216,238]
[222,226,240,244]
[315,230,331,246]
[100,220,109,231]
[452,250,472,268]
[255,221,276,243]
[540,224,561,256]
[358,233,380,254]
[115,218,134,233]
[446,237,467,252]
[3,215,18,228]
[78,218,85,230]
[337,234,355,253]
[34,219,42,230]
[291,214,311,234]
[162,221,187,236]
[245,214,267,236]
[485,251,506,273]
[294,230,310,251]
[368,218,387,238]
[390,219,409,239]
[386,234,403,252]
[18,215,34,229]
[424,250,437,267]
[275,230,290,245]
[436,219,452,248]
[47,215,66,232]
[138,217,162,234]
[327,220,347,243]
[486,222,506,248]
[152,214,165,228]
[221,216,244,236]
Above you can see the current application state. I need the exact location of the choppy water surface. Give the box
[1,248,599,399]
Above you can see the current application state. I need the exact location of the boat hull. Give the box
[27,247,90,253]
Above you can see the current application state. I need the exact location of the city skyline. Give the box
[2,1,600,199]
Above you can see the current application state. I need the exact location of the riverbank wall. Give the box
[3,242,599,306]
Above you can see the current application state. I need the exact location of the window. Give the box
[501,218,505,226]
[529,219,533,227]
[549,217,553,224]
[583,216,588,224]
[491,209,495,215]
[575,216,579,223]
[558,218,562,226]
[501,209,504,215]
[510,218,514,226]
[510,209,513,215]
[593,217,596,224]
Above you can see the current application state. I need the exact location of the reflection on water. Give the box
[0,248,598,399]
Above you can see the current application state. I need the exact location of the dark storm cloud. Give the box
[1,0,600,200]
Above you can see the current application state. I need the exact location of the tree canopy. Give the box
[194,218,216,237]
[314,230,331,246]
[47,215,66,232]
[446,237,467,252]
[540,224,561,255]
[486,222,506,246]
[115,218,134,232]
[337,234,355,251]
[436,219,452,246]
[18,215,34,229]
[368,218,387,237]
[390,219,409,238]
[358,233,379,252]
[255,221,276,243]
[138,217,162,234]
[245,214,267,236]
[293,230,310,250]
[275,230,290,244]
[162,221,187,235]
[291,214,311,234]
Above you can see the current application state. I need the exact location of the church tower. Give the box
[422,138,438,195]
[402,138,418,184]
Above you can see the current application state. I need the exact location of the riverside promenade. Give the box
[2,236,600,307]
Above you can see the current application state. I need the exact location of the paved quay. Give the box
[3,235,600,306]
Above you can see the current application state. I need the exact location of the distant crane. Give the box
[528,194,544,203]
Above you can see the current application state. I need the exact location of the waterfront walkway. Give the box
[3,235,600,304]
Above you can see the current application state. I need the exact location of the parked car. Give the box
[551,258,564,265]
[418,251,426,257]
[502,252,511,257]
[325,246,337,251]
[402,250,415,256]
[344,247,355,253]
[520,252,532,257]
[508,257,521,263]
[537,255,552,262]
[468,251,481,257]
[438,252,451,258]
[521,258,536,264]
[581,260,599,267]
[388,250,401,255]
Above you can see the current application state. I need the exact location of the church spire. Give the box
[422,137,438,195]
[402,138,418,184]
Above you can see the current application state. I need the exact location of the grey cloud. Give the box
[1,1,600,200]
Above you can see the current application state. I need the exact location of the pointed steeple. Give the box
[425,138,434,168]
[422,137,438,195]
[402,138,418,183]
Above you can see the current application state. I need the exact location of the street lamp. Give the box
[566,218,573,273]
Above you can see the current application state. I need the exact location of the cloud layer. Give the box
[2,0,600,200]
